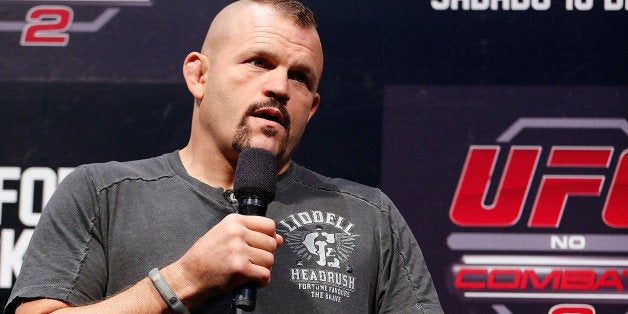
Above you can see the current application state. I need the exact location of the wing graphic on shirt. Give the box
[284,229,314,262]
[334,232,359,263]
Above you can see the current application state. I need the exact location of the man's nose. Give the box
[262,70,290,104]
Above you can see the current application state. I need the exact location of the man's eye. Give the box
[289,72,310,87]
[250,58,267,68]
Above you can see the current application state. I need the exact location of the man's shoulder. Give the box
[70,151,177,190]
[287,163,386,207]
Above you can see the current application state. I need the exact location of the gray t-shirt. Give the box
[7,151,442,313]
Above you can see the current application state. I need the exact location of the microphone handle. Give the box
[237,197,268,216]
[233,197,268,312]
[233,284,257,312]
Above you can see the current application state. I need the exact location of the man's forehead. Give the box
[214,2,283,30]
[205,2,306,51]
[208,3,323,65]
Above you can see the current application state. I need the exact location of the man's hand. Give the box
[167,213,284,305]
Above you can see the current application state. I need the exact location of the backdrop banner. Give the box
[382,85,627,313]
[1,0,626,313]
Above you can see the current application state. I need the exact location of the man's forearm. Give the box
[18,263,199,314]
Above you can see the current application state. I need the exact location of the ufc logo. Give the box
[449,146,627,228]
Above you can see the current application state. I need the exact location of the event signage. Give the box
[430,0,628,10]
[382,86,627,313]
[448,118,628,309]
[1,1,151,47]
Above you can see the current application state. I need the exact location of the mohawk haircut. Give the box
[247,0,317,27]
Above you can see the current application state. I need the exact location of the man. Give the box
[7,0,443,313]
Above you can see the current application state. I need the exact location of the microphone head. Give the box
[233,147,277,202]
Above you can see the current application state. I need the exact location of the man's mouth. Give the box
[250,107,288,128]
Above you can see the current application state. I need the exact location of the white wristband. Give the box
[148,268,190,314]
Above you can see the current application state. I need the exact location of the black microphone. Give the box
[232,147,277,313]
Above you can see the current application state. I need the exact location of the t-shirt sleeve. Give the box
[5,165,107,313]
[376,192,444,313]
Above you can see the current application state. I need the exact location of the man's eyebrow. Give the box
[240,46,319,85]
[241,46,277,58]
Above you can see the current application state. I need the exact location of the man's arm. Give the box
[15,214,283,313]
[15,299,71,314]
[377,193,444,313]
[16,276,164,314]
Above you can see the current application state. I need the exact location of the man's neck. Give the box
[178,146,236,190]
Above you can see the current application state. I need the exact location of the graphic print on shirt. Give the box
[278,210,359,304]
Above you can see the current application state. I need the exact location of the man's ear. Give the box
[182,52,209,99]
[307,93,320,122]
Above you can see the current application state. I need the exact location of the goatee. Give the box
[231,99,291,159]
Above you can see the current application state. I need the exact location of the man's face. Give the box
[198,4,323,167]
